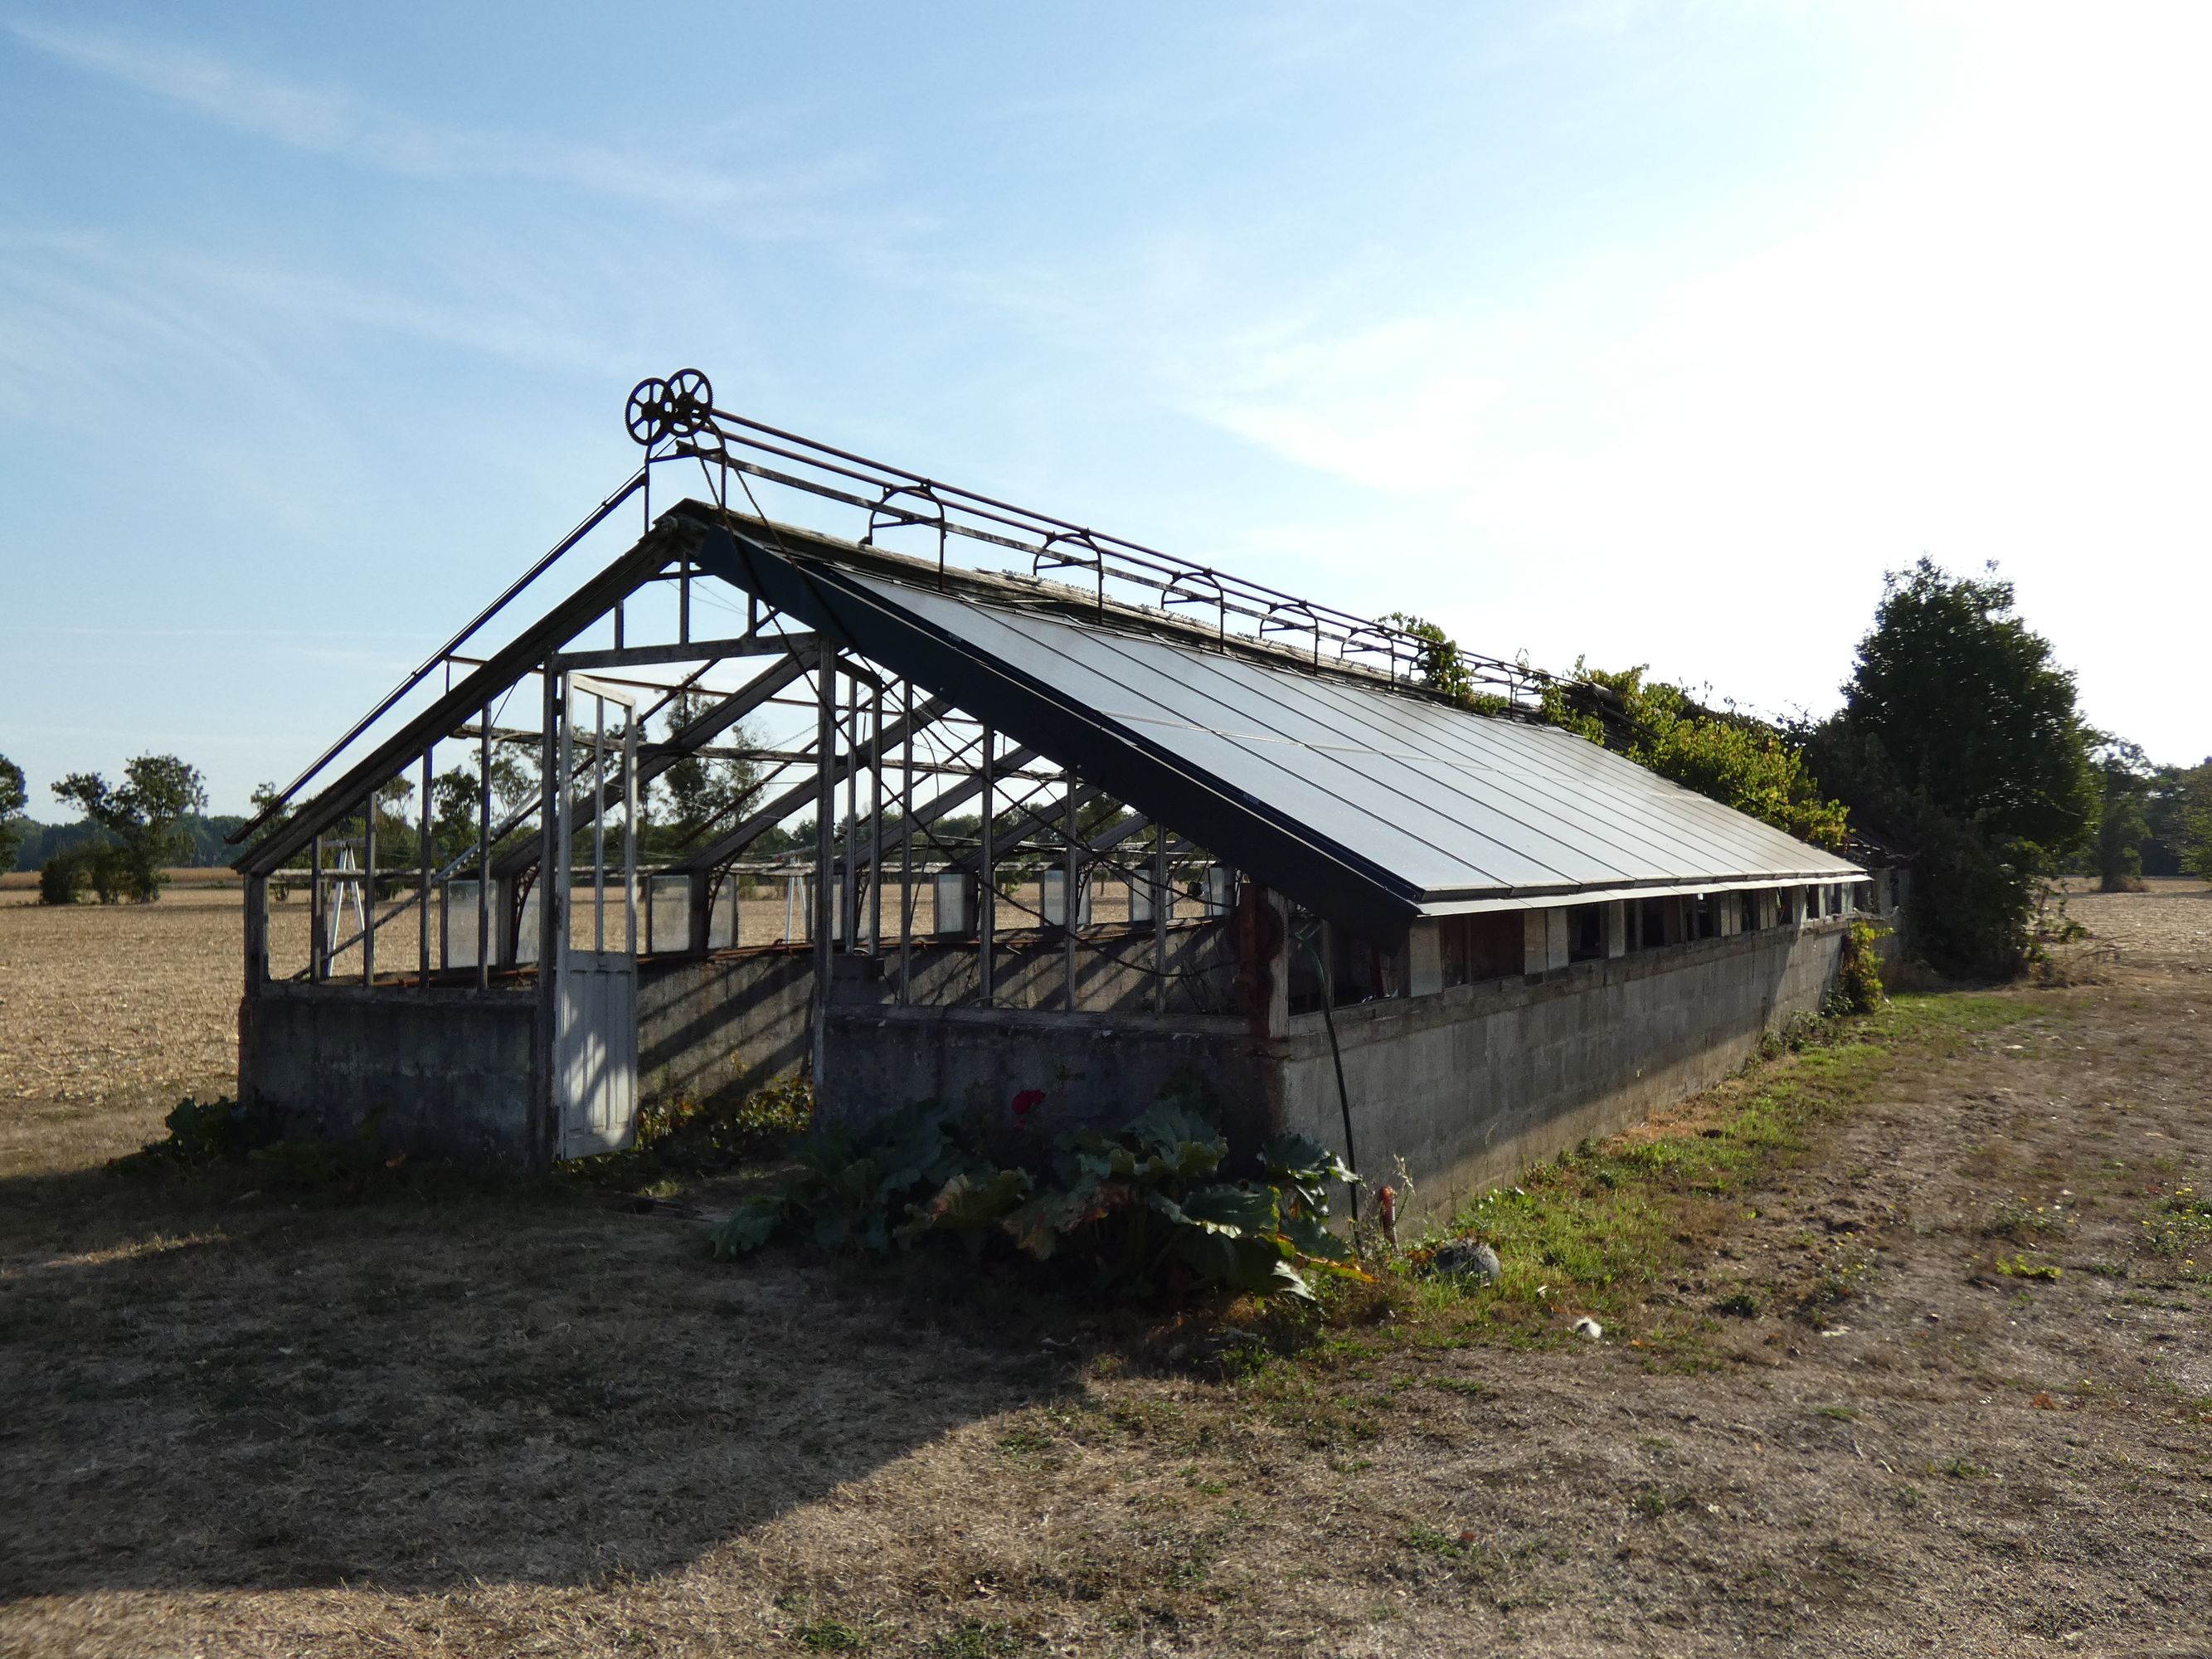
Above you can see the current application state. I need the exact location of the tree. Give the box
[2179,762,2212,883]
[1544,663,1850,851]
[1841,559,2097,857]
[0,755,25,874]
[2090,740,2153,893]
[1810,559,2097,978]
[431,752,537,866]
[656,692,761,849]
[51,754,208,902]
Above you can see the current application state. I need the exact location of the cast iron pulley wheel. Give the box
[625,377,675,446]
[665,367,713,434]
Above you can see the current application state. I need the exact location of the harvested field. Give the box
[1,883,2208,1656]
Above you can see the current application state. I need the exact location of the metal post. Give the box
[362,792,376,987]
[1153,820,1168,1015]
[812,658,837,1078]
[843,675,858,951]
[540,669,564,1165]
[418,747,432,988]
[868,679,883,953]
[243,873,268,993]
[478,704,493,990]
[979,722,995,1006]
[591,693,606,955]
[898,680,913,1002]
[623,712,639,956]
[310,832,324,982]
[1063,781,1079,1011]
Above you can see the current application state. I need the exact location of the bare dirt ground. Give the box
[1,884,2208,1657]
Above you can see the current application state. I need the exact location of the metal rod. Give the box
[418,746,432,989]
[592,693,606,955]
[979,722,994,1007]
[539,665,561,1161]
[843,674,858,952]
[1153,820,1167,1015]
[310,833,324,982]
[478,705,492,990]
[1064,780,1078,1011]
[624,708,638,956]
[362,792,376,987]
[899,679,913,1002]
[813,657,837,1078]
[868,678,883,953]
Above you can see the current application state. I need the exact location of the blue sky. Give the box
[3,2,2207,815]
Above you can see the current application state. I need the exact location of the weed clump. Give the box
[707,1089,1365,1303]
[2142,1185,2210,1262]
[1835,917,1887,1014]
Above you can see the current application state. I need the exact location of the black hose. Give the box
[1298,929,1359,1224]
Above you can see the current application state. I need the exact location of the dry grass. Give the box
[2,885,2209,1655]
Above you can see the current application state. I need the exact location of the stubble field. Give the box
[1,880,2208,1656]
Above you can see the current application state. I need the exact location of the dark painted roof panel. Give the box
[833,567,1862,907]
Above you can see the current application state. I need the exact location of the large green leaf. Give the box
[908,1166,1034,1248]
[1258,1131,1354,1189]
[707,1194,785,1258]
[1279,1208,1355,1262]
[1179,1183,1280,1237]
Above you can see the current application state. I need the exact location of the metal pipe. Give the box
[310,833,324,982]
[813,657,836,1078]
[623,708,638,956]
[479,706,493,989]
[592,693,606,955]
[843,674,858,951]
[1064,780,1079,1010]
[538,665,561,1161]
[979,722,994,1006]
[1152,820,1167,1015]
[898,679,913,1002]
[418,747,432,989]
[868,679,883,953]
[362,792,376,987]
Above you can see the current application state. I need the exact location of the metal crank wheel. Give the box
[665,367,713,436]
[625,377,675,446]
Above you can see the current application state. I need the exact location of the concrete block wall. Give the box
[1274,918,1852,1224]
[637,950,814,1110]
[237,985,541,1166]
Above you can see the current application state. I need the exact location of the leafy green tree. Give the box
[432,752,537,865]
[1544,663,1850,851]
[2090,740,2153,892]
[0,755,25,873]
[1840,559,2097,857]
[51,754,207,902]
[2143,761,2203,877]
[1810,559,2097,977]
[2179,762,2212,883]
[655,693,760,851]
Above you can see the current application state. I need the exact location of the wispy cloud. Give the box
[7,16,866,221]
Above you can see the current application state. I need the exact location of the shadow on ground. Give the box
[0,1159,1072,1597]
